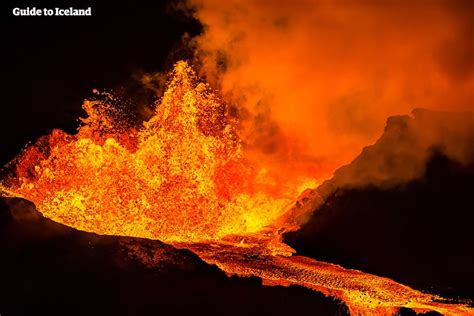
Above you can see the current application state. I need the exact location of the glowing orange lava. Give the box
[0,61,316,243]
[1,61,472,315]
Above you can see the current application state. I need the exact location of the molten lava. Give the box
[1,61,472,315]
[0,61,316,242]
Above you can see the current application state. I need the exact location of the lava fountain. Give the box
[0,61,316,243]
[1,62,472,315]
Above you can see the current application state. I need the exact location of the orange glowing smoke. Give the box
[190,0,474,179]
[0,61,317,242]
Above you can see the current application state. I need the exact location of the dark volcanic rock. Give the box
[318,108,474,196]
[0,198,347,316]
[285,109,474,302]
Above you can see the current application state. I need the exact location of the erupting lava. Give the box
[1,62,472,315]
[0,61,315,243]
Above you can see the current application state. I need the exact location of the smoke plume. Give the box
[187,0,474,182]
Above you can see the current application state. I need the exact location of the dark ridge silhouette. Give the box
[286,110,474,302]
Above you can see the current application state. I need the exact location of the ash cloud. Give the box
[187,0,474,183]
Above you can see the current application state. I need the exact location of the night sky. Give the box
[2,0,200,165]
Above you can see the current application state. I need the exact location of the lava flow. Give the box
[1,61,472,315]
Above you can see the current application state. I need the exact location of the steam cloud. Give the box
[187,0,474,183]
